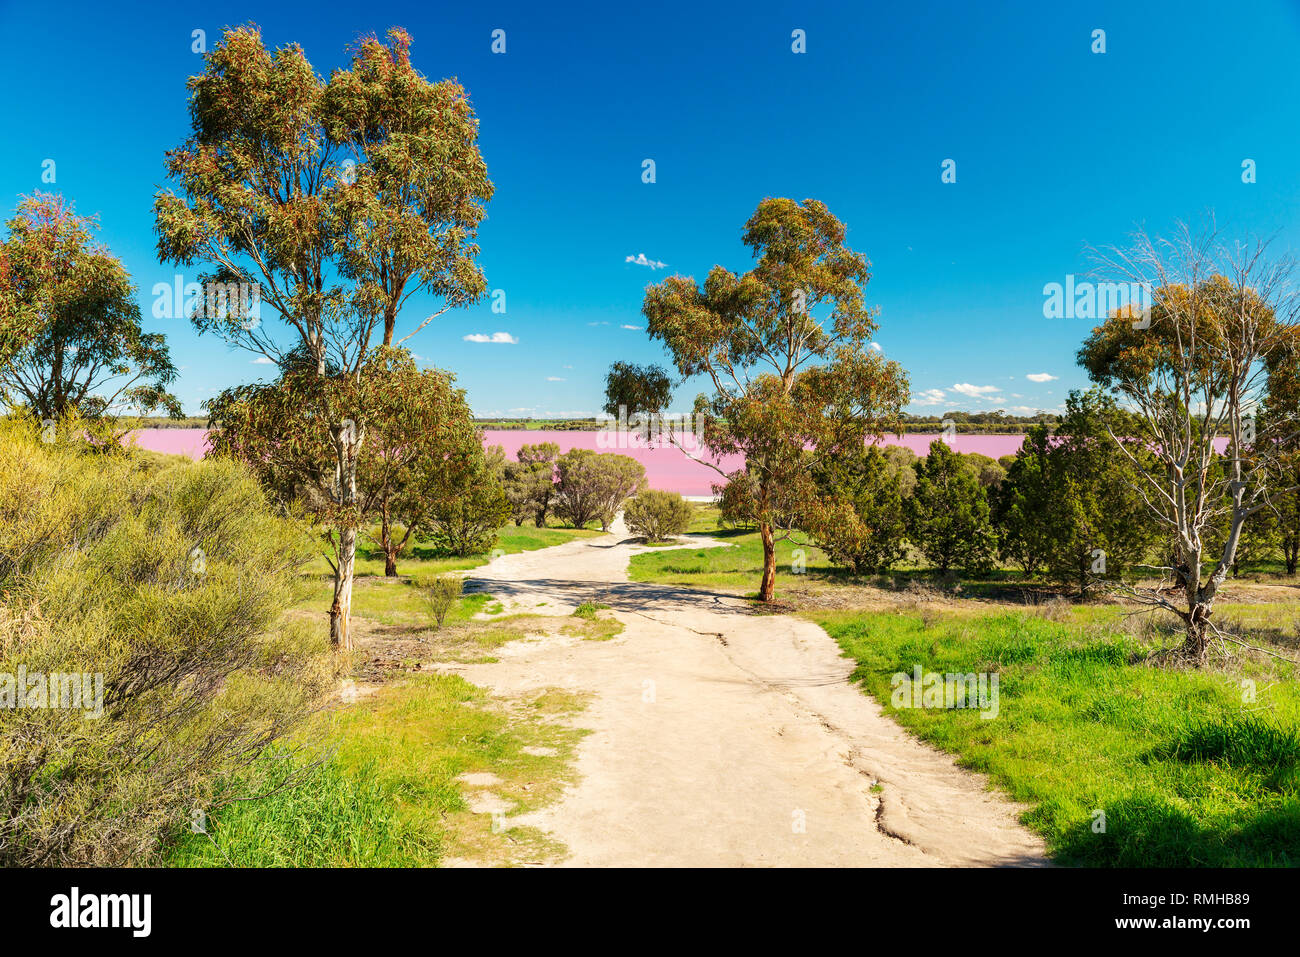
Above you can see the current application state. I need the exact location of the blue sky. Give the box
[3,0,1300,417]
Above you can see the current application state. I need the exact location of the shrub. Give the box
[907,440,997,575]
[0,418,330,866]
[426,453,511,556]
[624,489,692,542]
[803,445,908,574]
[573,600,609,620]
[420,576,463,628]
[553,449,645,529]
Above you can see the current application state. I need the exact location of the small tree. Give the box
[502,460,539,526]
[1079,222,1300,661]
[208,348,490,621]
[994,391,1156,596]
[603,361,673,417]
[0,194,180,419]
[991,426,1055,576]
[553,449,645,529]
[908,440,997,575]
[426,451,510,556]
[624,489,693,541]
[1261,346,1300,575]
[516,442,559,526]
[420,575,462,628]
[355,350,483,576]
[804,444,908,574]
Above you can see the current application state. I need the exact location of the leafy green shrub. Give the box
[426,453,510,556]
[573,600,610,620]
[0,418,330,866]
[419,575,463,628]
[907,439,997,575]
[803,445,908,573]
[624,489,692,542]
[553,449,645,530]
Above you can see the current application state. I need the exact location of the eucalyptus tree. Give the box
[155,25,492,648]
[208,348,497,614]
[1079,223,1300,661]
[0,193,179,419]
[602,361,673,417]
[642,198,908,601]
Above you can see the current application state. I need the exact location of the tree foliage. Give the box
[993,390,1156,595]
[804,444,908,574]
[553,449,645,530]
[502,442,559,527]
[642,198,908,600]
[0,193,180,419]
[602,361,673,417]
[907,440,997,575]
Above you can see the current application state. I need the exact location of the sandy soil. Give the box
[441,517,1047,867]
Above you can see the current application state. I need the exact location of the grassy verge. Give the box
[167,673,587,867]
[627,506,835,596]
[305,521,604,579]
[812,606,1300,866]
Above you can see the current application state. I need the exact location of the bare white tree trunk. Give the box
[329,418,364,651]
[1087,221,1300,663]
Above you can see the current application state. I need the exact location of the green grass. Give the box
[167,673,585,867]
[628,506,834,596]
[298,578,490,626]
[813,607,1300,866]
[304,521,603,579]
[572,600,609,619]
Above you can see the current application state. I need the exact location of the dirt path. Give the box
[444,518,1047,867]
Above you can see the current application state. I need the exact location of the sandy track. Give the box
[446,518,1047,867]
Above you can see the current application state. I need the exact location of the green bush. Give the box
[426,453,510,556]
[623,489,692,542]
[573,600,610,620]
[419,575,463,628]
[553,449,645,530]
[0,418,330,866]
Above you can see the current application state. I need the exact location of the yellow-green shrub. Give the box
[0,418,331,866]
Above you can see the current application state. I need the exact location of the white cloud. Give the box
[546,376,566,382]
[251,356,274,364]
[587,321,609,327]
[620,324,643,331]
[870,342,883,352]
[1025,372,1058,383]
[626,253,667,270]
[463,331,518,344]
[913,388,947,407]
[951,382,1001,399]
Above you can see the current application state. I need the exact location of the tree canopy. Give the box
[0,193,179,420]
[642,197,908,600]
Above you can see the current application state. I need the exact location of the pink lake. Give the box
[129,428,1035,496]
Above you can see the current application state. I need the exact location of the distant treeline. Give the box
[133,412,1060,434]
[471,412,1061,434]
[900,412,1058,434]
[121,416,208,428]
